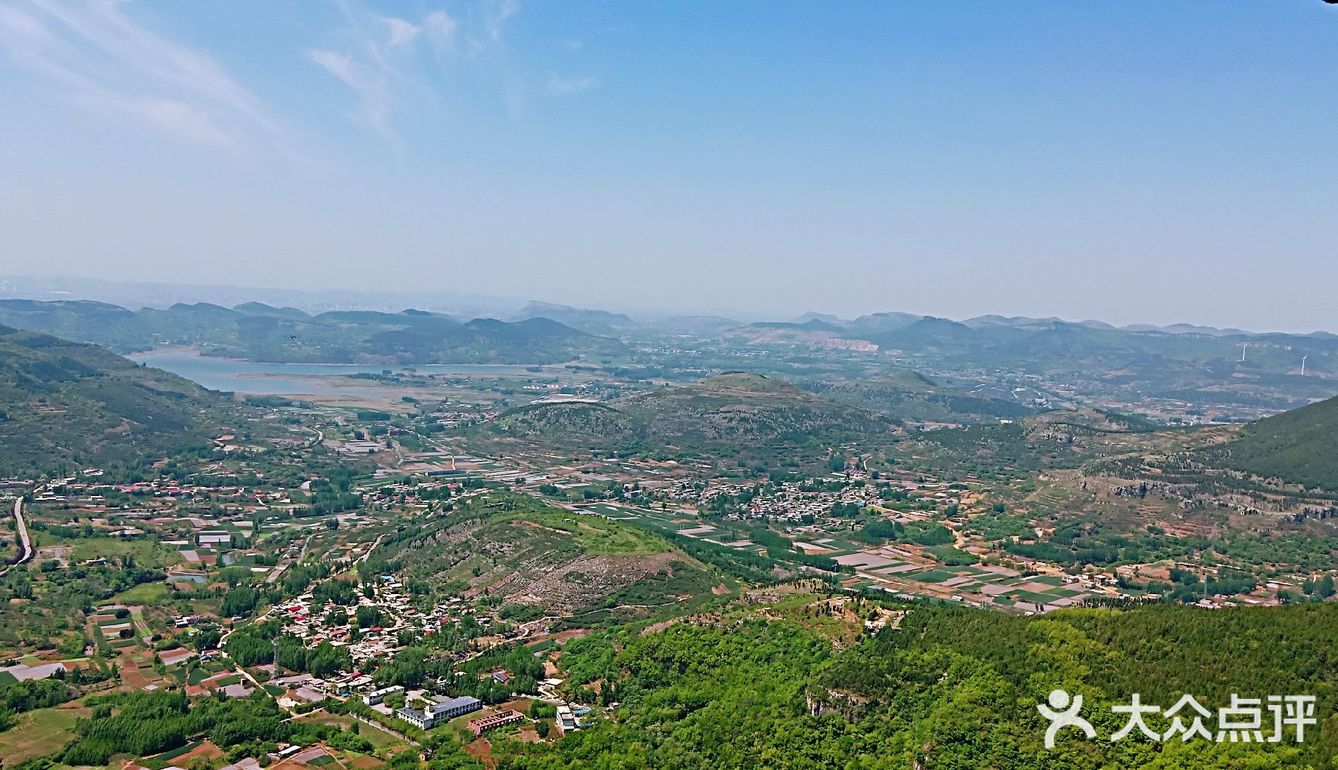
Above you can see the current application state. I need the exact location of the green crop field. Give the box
[114,581,172,605]
[69,537,183,569]
[0,706,89,765]
[902,569,956,583]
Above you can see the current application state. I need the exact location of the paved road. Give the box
[358,533,386,563]
[13,497,31,564]
[1,496,32,576]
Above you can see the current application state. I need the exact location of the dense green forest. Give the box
[487,601,1338,769]
[1206,394,1338,491]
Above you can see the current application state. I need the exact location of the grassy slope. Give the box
[0,705,90,765]
[377,494,724,622]
[500,510,672,556]
[614,372,884,442]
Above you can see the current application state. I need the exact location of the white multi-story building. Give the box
[397,695,482,730]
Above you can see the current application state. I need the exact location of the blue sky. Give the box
[0,1,1335,330]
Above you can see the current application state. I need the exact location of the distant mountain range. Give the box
[13,275,1331,338]
[752,310,1338,368]
[0,274,527,319]
[857,316,1337,378]
[2,295,1335,414]
[740,311,1338,410]
[0,299,624,365]
[786,310,1324,338]
[510,301,636,335]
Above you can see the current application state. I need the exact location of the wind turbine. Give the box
[1240,342,1248,362]
[1301,354,1308,376]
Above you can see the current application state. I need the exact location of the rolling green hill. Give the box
[484,372,892,466]
[366,493,729,625]
[912,407,1161,478]
[806,370,1035,424]
[489,402,646,449]
[615,372,887,447]
[0,326,230,476]
[1206,395,1338,491]
[511,301,636,335]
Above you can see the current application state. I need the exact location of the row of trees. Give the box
[60,691,288,766]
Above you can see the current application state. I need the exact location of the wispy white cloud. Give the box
[0,0,280,150]
[463,0,520,53]
[382,16,419,49]
[131,96,238,147]
[423,10,457,57]
[308,47,396,141]
[483,0,519,43]
[311,1,527,140]
[0,5,49,45]
[547,71,598,96]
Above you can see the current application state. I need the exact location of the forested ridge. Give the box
[1207,394,1338,491]
[485,601,1338,769]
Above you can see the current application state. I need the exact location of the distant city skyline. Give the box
[2,2,1336,332]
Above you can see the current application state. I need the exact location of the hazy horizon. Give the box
[3,2,1337,332]
[2,272,1333,336]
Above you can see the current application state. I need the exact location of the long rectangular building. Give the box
[468,709,525,736]
[397,695,482,730]
[362,685,404,706]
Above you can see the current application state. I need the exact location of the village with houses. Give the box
[0,341,1333,770]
